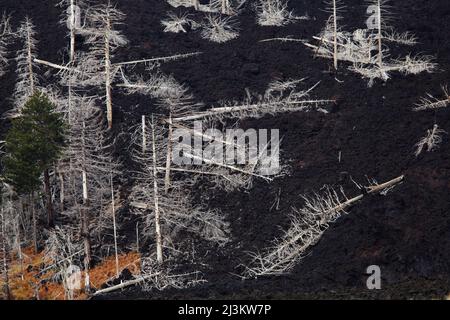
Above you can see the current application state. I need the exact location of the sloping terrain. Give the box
[1,0,449,299]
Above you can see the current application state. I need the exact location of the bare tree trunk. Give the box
[333,0,338,70]
[110,170,119,278]
[69,0,76,62]
[81,201,91,292]
[81,120,91,292]
[44,169,54,227]
[1,208,11,300]
[151,117,163,264]
[222,0,229,14]
[193,0,199,10]
[30,193,38,253]
[142,115,146,153]
[376,0,383,68]
[164,113,173,193]
[59,170,65,212]
[105,16,113,129]
[15,205,24,281]
[26,22,35,92]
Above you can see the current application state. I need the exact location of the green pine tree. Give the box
[2,91,66,228]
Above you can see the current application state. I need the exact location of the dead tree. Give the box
[415,124,446,157]
[200,14,240,43]
[413,85,450,112]
[298,0,436,85]
[129,116,230,264]
[172,79,334,122]
[43,226,83,300]
[60,94,120,288]
[120,74,279,191]
[168,0,234,14]
[10,17,39,116]
[244,175,404,277]
[0,13,12,77]
[79,1,128,129]
[325,0,346,70]
[0,183,14,299]
[256,0,307,27]
[0,183,32,289]
[57,0,88,62]
[34,2,201,130]
[119,73,203,192]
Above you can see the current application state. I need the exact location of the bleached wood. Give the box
[92,272,161,296]
[151,118,164,264]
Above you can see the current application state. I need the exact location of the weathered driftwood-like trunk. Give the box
[332,0,338,70]
[105,18,113,129]
[110,170,119,277]
[164,113,173,193]
[151,119,164,264]
[69,0,76,62]
[1,208,11,299]
[376,0,383,68]
[44,169,54,227]
[81,120,91,291]
[25,22,35,93]
[30,193,38,253]
[193,0,199,10]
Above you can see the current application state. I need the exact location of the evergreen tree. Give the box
[2,91,66,227]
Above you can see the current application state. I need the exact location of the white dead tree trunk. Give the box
[119,73,203,192]
[150,117,164,264]
[327,0,345,70]
[35,5,200,130]
[244,175,404,277]
[193,0,199,10]
[129,116,230,262]
[0,199,11,300]
[10,17,39,116]
[110,168,119,277]
[221,0,231,14]
[0,13,12,77]
[58,0,86,62]
[415,124,446,157]
[81,2,128,129]
[172,79,334,122]
[373,0,384,68]
[43,227,83,300]
[413,85,450,112]
[61,94,121,283]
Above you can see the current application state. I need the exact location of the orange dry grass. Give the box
[0,248,141,300]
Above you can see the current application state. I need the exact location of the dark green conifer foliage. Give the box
[2,91,66,226]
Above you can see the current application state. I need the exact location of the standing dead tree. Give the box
[120,74,281,191]
[57,0,88,62]
[129,116,230,264]
[0,183,15,299]
[0,183,33,295]
[325,0,345,70]
[244,175,404,277]
[79,1,128,129]
[9,17,40,116]
[0,13,12,78]
[43,226,83,300]
[119,73,203,192]
[58,94,120,289]
[297,0,437,85]
[35,1,201,129]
